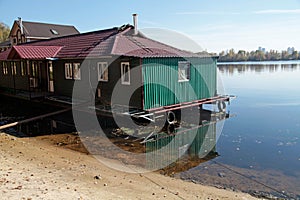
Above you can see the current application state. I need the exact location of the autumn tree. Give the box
[236,50,247,61]
[0,22,10,43]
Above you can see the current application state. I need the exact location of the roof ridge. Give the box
[74,29,121,57]
[125,36,153,53]
[23,26,121,46]
[19,20,77,28]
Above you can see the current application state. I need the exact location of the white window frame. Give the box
[11,62,17,75]
[32,62,38,77]
[178,61,190,82]
[73,63,81,80]
[121,62,130,85]
[21,61,27,76]
[3,62,8,75]
[97,62,108,82]
[65,63,73,79]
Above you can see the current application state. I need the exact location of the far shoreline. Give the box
[217,59,300,65]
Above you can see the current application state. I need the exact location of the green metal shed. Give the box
[142,57,217,110]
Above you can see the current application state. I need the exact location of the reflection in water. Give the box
[189,61,300,199]
[4,60,300,198]
[0,93,230,174]
[146,123,219,175]
[218,62,300,75]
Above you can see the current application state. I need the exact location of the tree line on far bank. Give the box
[214,49,299,62]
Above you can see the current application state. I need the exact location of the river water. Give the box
[1,60,299,199]
[178,61,300,199]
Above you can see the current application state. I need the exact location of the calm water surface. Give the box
[179,61,300,199]
[1,60,299,198]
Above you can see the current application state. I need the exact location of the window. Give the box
[17,30,22,44]
[50,29,59,35]
[32,62,38,77]
[65,63,81,80]
[98,62,108,81]
[26,61,30,75]
[121,62,130,85]
[3,62,8,75]
[178,61,190,82]
[65,63,73,79]
[21,61,27,76]
[73,63,81,80]
[11,62,17,75]
[49,62,54,80]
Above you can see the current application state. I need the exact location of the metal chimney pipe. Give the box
[132,14,138,35]
[18,17,23,35]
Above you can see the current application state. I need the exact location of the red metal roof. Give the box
[0,48,11,60]
[2,25,208,60]
[24,27,120,58]
[9,46,62,59]
[112,35,198,58]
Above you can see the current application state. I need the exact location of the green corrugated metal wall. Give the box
[145,124,216,170]
[142,57,217,110]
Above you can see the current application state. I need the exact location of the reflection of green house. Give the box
[145,123,217,171]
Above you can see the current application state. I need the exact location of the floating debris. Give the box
[248,190,290,200]
[120,127,135,136]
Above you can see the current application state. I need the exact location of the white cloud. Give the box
[139,20,159,26]
[254,9,300,14]
[141,28,204,52]
[175,11,240,15]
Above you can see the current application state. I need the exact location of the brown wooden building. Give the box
[0,18,79,52]
[0,22,228,120]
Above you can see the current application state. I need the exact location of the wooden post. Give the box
[27,60,32,100]
[12,62,16,95]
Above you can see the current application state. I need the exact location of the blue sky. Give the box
[1,0,300,52]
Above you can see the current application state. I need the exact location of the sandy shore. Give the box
[0,132,258,200]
